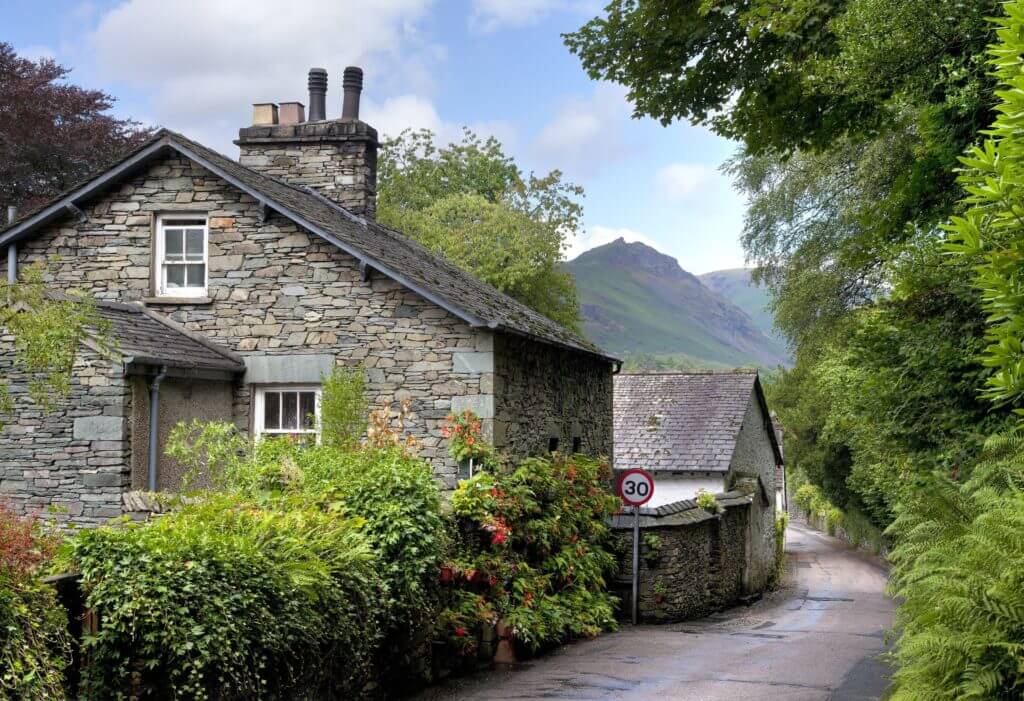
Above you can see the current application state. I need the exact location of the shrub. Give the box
[320,365,366,449]
[0,507,69,700]
[444,453,620,652]
[71,496,380,699]
[887,431,1024,699]
[165,423,448,691]
[694,489,720,513]
[770,511,788,589]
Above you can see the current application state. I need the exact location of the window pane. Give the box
[164,229,183,258]
[282,392,298,430]
[185,264,205,287]
[299,392,316,429]
[165,264,185,288]
[185,229,204,260]
[263,392,280,430]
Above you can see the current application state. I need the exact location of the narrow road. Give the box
[414,521,894,700]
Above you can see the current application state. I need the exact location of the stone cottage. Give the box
[0,67,617,526]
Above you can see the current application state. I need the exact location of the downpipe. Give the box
[147,366,168,492]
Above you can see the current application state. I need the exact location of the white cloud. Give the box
[469,0,562,32]
[565,225,663,261]
[17,45,57,62]
[532,83,634,178]
[655,163,712,202]
[87,0,439,153]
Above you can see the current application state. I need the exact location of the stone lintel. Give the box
[244,354,335,384]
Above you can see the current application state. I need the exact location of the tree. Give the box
[946,0,1024,410]
[0,42,152,212]
[0,264,110,432]
[568,0,998,347]
[377,129,584,330]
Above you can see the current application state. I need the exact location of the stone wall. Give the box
[4,151,523,488]
[611,494,763,624]
[0,339,131,527]
[493,333,613,460]
[727,389,778,592]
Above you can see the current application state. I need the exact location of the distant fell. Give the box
[699,268,785,346]
[566,239,790,368]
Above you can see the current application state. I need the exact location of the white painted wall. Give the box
[647,475,727,507]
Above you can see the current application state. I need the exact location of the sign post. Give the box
[617,469,654,625]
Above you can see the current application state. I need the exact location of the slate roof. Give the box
[608,490,753,529]
[0,129,612,361]
[93,301,244,372]
[613,372,781,473]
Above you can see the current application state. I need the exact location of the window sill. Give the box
[143,296,213,305]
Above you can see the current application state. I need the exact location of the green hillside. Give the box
[566,239,790,368]
[698,268,783,344]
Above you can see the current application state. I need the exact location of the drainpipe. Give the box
[147,366,168,492]
[6,206,16,285]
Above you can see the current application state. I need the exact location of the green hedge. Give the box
[72,496,381,699]
[0,508,69,700]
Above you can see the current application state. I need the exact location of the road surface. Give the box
[414,521,894,700]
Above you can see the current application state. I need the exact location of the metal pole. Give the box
[632,504,640,625]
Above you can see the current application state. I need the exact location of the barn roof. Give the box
[613,371,782,473]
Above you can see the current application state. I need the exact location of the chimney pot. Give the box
[341,66,363,121]
[278,101,306,125]
[252,103,279,126]
[307,68,328,121]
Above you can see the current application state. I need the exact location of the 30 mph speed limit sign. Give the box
[617,468,655,507]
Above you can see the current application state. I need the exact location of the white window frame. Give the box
[253,385,322,443]
[155,214,208,298]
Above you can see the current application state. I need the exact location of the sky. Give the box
[4,0,750,274]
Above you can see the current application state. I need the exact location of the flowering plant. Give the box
[442,410,491,463]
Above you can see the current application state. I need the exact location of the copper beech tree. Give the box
[0,42,152,212]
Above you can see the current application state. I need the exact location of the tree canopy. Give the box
[0,43,152,212]
[377,129,584,330]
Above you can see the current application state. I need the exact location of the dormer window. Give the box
[156,215,207,297]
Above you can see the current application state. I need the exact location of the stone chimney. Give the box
[235,66,378,218]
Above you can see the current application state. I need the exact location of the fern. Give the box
[888,431,1024,699]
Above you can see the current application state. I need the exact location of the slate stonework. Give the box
[0,339,131,526]
[494,333,613,459]
[236,120,377,218]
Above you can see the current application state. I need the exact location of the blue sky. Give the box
[5,0,749,273]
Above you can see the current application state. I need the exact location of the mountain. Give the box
[566,239,790,368]
[699,268,783,344]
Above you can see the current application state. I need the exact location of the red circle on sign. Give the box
[617,468,654,506]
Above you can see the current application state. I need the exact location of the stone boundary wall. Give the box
[610,490,760,623]
[790,506,890,558]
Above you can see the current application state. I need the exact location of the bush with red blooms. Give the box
[0,506,69,699]
[442,410,491,465]
[439,452,620,653]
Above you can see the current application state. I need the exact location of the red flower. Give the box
[441,427,451,438]
[488,575,498,587]
[455,626,467,637]
[492,531,507,546]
